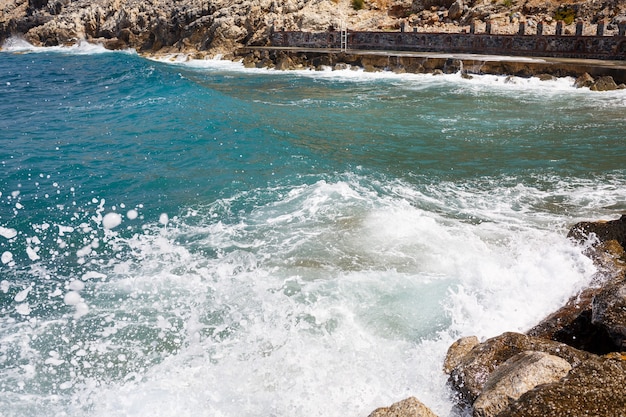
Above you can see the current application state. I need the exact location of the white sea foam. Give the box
[0,226,17,239]
[0,167,620,414]
[158,53,626,99]
[0,175,596,417]
[102,212,123,229]
[0,37,135,55]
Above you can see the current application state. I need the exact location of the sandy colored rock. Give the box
[472,351,571,417]
[443,336,480,374]
[497,356,626,417]
[368,397,438,417]
[448,332,591,402]
[574,72,595,88]
[590,75,619,91]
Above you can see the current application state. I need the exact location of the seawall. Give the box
[237,47,626,84]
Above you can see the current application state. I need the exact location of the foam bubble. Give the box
[0,226,17,239]
[14,286,31,303]
[68,280,85,291]
[127,209,139,220]
[159,213,169,226]
[82,271,107,280]
[15,303,31,316]
[102,212,122,229]
[26,246,40,261]
[1,251,13,264]
[63,291,82,306]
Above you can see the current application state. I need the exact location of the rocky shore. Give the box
[1,0,626,85]
[370,215,626,417]
[2,1,626,416]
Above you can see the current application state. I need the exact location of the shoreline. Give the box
[236,45,626,85]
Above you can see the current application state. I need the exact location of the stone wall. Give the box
[271,25,626,61]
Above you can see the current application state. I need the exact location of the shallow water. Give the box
[1,41,625,416]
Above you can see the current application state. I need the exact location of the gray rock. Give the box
[472,351,571,417]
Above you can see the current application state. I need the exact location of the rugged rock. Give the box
[443,335,479,374]
[448,332,592,402]
[448,0,463,21]
[2,0,626,56]
[574,72,595,88]
[472,351,571,417]
[567,214,626,272]
[526,284,616,354]
[368,397,438,417]
[529,216,626,354]
[592,279,626,349]
[497,356,626,417]
[590,75,619,91]
[568,215,626,248]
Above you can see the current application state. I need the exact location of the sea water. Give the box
[1,40,625,417]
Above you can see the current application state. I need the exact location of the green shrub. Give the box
[554,7,576,25]
[352,0,364,10]
[502,0,512,8]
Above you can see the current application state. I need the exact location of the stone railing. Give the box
[270,21,626,61]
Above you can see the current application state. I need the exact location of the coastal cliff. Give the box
[1,0,626,57]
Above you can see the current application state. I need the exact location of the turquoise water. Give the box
[1,42,626,416]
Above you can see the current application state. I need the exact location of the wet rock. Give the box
[497,356,626,417]
[368,397,438,417]
[472,351,571,417]
[574,72,595,88]
[590,75,619,91]
[444,336,480,374]
[527,285,616,354]
[537,73,556,81]
[448,332,591,402]
[567,214,626,249]
[592,279,626,349]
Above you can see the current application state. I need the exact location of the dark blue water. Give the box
[1,43,625,417]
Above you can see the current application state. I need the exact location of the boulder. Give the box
[472,351,571,417]
[567,214,626,249]
[448,332,591,402]
[573,72,594,88]
[368,397,438,417]
[592,279,626,349]
[497,356,626,417]
[567,215,626,275]
[590,75,619,91]
[448,0,463,20]
[527,285,616,354]
[443,336,480,374]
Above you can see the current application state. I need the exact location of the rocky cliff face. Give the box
[1,0,625,56]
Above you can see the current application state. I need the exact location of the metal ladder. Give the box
[340,22,348,52]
